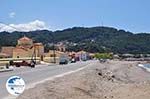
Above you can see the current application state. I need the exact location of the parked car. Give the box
[9,60,35,67]
[59,54,69,65]
[59,59,68,65]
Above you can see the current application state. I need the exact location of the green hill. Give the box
[0,26,150,54]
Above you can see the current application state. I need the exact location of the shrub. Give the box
[95,53,112,59]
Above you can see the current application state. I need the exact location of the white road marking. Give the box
[0,63,78,78]
[3,62,93,99]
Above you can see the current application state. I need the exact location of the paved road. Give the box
[0,61,93,99]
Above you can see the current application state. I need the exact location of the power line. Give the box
[0,21,18,31]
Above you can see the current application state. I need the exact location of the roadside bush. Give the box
[95,53,113,59]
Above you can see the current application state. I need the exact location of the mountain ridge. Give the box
[0,26,150,54]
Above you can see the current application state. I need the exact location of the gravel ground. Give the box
[17,60,150,99]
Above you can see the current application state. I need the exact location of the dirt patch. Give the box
[18,60,150,99]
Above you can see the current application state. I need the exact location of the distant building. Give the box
[69,51,90,61]
[77,51,89,61]
[44,50,66,63]
[55,42,66,52]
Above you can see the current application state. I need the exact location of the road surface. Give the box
[0,61,93,99]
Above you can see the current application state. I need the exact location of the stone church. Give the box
[0,36,44,59]
[13,36,44,59]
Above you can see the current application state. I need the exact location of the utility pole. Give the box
[53,43,56,63]
[34,45,36,64]
[50,32,56,64]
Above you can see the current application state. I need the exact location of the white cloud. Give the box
[0,20,49,32]
[9,12,16,18]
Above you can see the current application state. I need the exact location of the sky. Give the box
[0,0,150,33]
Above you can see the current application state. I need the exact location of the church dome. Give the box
[18,36,33,47]
[19,36,32,41]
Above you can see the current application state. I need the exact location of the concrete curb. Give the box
[0,69,13,73]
